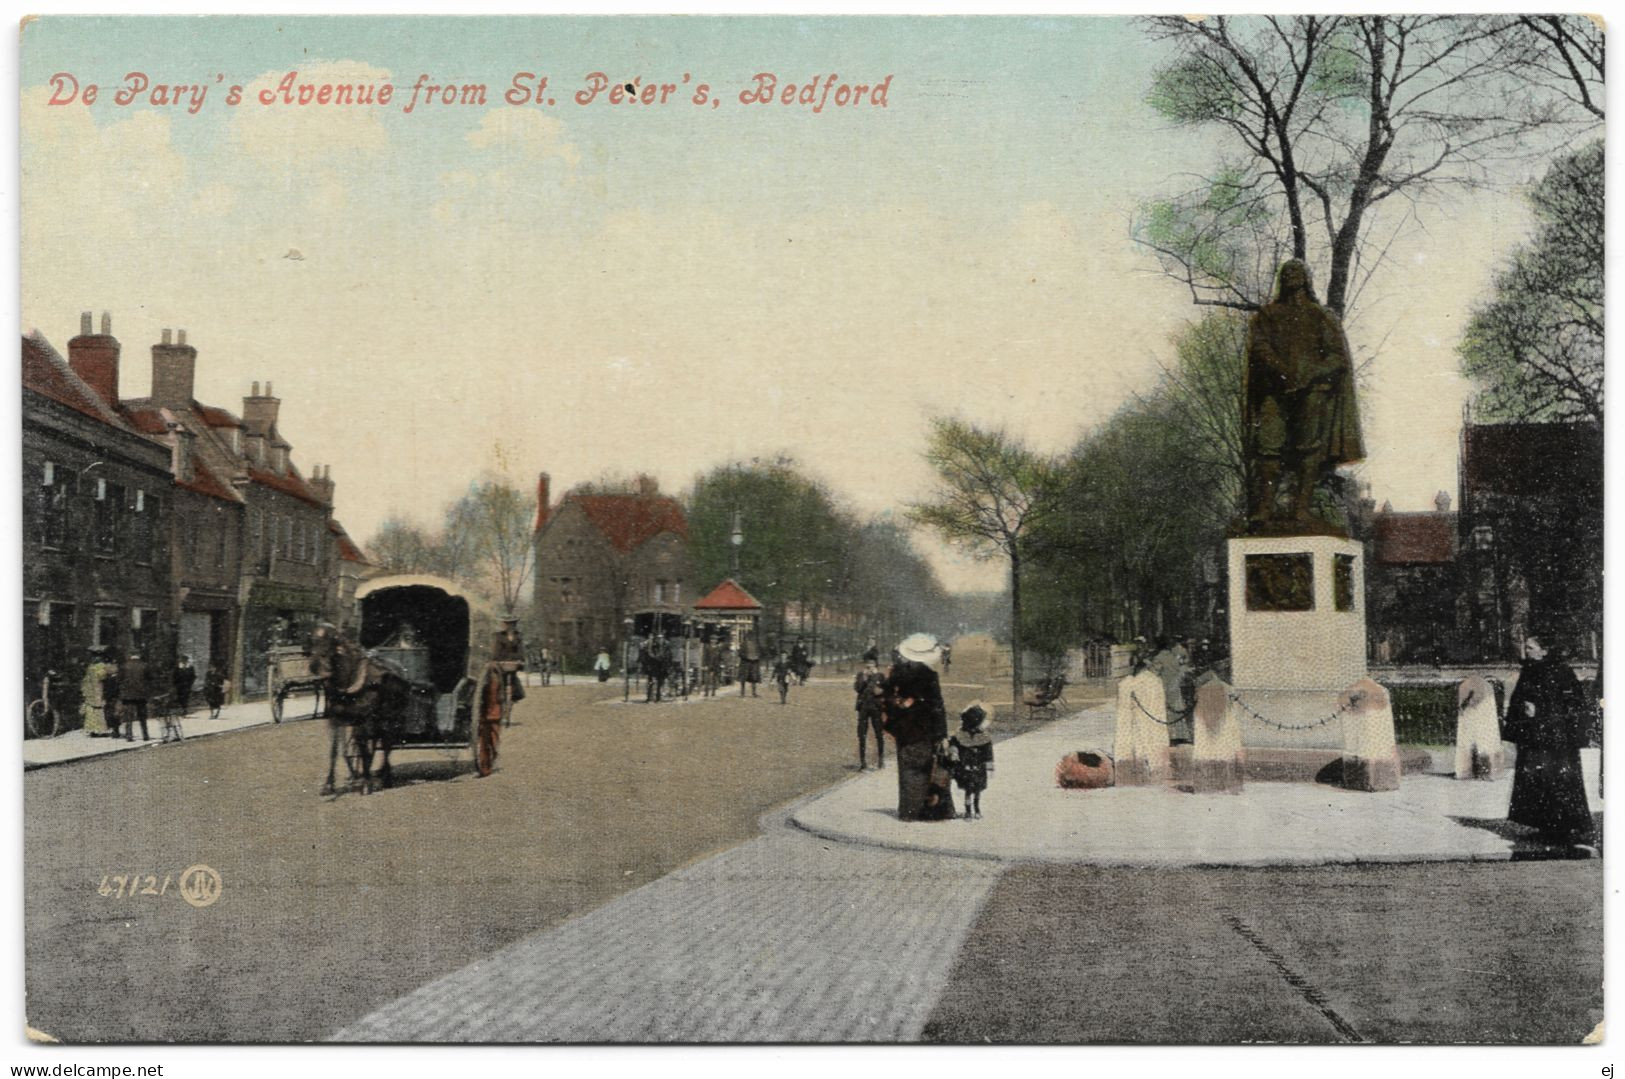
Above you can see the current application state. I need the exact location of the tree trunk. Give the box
[1009,549,1024,719]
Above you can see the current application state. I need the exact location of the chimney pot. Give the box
[100,312,111,335]
[177,329,186,346]
[161,328,172,345]
[79,312,92,335]
[252,381,260,396]
[266,380,273,397]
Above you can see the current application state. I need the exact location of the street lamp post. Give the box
[729,510,743,578]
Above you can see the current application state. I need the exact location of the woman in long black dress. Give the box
[1504,634,1596,852]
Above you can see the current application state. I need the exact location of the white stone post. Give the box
[1455,674,1506,780]
[1191,675,1244,793]
[1113,669,1169,786]
[1339,677,1401,791]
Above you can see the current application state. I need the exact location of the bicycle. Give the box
[25,670,62,738]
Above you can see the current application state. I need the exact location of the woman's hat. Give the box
[896,633,940,665]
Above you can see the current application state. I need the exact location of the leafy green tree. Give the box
[1460,140,1603,423]
[909,418,1054,716]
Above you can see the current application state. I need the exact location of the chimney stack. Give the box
[1434,491,1452,513]
[151,327,199,410]
[242,380,281,438]
[67,310,120,406]
[534,471,552,532]
[309,463,336,504]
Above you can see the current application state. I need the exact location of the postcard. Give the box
[16,12,1606,1063]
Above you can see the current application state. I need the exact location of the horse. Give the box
[306,624,412,794]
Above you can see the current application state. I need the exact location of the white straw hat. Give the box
[896,633,940,665]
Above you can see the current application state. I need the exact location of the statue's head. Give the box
[1273,259,1316,303]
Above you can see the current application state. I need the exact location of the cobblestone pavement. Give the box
[335,809,1002,1043]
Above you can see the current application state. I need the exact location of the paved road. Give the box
[22,680,876,1042]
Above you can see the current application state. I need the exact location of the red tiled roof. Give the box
[178,458,241,503]
[195,403,241,428]
[1373,512,1457,565]
[568,493,688,553]
[122,404,172,435]
[21,334,138,434]
[248,466,327,507]
[328,519,369,563]
[695,578,763,611]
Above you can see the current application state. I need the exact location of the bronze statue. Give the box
[1243,259,1364,532]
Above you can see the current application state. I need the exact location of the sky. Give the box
[19,14,1560,592]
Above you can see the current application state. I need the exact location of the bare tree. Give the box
[1460,140,1603,424]
[1496,15,1604,122]
[1137,15,1568,319]
[364,516,437,575]
[909,418,1054,717]
[458,478,538,614]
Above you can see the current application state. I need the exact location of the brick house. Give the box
[22,319,176,725]
[1362,494,1459,665]
[532,472,691,664]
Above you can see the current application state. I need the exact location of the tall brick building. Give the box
[532,473,691,664]
[22,313,366,723]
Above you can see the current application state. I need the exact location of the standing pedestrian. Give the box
[940,642,952,676]
[950,701,994,819]
[882,634,954,821]
[1503,633,1597,854]
[771,652,792,705]
[594,648,612,684]
[738,633,761,698]
[203,663,226,719]
[1150,637,1192,744]
[118,651,151,742]
[538,647,552,687]
[172,654,197,716]
[82,648,118,737]
[853,659,887,769]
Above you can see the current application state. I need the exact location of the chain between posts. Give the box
[1227,691,1351,732]
[1128,691,1181,727]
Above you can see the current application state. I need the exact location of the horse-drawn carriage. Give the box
[312,575,497,792]
[267,644,324,722]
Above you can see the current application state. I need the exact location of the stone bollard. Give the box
[1191,674,1244,793]
[1339,677,1401,791]
[1113,669,1170,786]
[1454,674,1506,780]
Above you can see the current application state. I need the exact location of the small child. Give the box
[950,701,995,819]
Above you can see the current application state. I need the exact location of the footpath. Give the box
[333,701,1601,1042]
[21,696,288,770]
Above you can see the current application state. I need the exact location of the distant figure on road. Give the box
[950,701,994,820]
[118,651,151,742]
[172,654,197,716]
[644,635,672,703]
[538,647,552,687]
[738,634,762,698]
[700,637,722,697]
[883,634,954,821]
[1503,633,1596,854]
[594,648,612,683]
[940,643,952,676]
[861,637,880,664]
[853,658,887,770]
[771,652,792,705]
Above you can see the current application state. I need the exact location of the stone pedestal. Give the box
[1227,535,1368,751]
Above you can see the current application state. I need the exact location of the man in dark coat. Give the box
[882,635,953,821]
[119,652,151,742]
[1504,634,1596,852]
[738,634,761,698]
[853,659,887,770]
[1244,258,1364,529]
[490,616,526,703]
[172,655,197,716]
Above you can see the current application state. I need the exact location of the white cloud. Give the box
[229,62,394,168]
[466,108,580,168]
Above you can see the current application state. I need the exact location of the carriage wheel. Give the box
[271,689,286,724]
